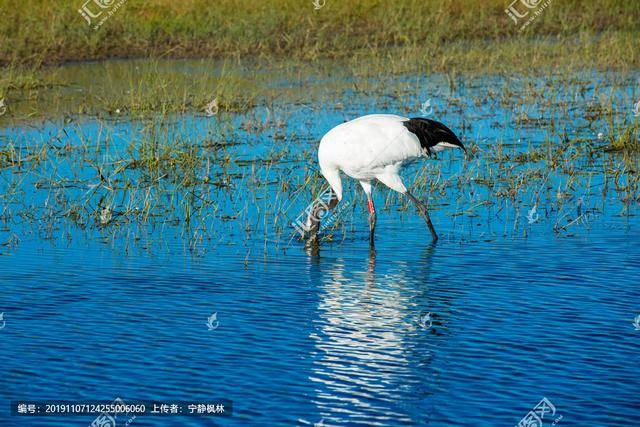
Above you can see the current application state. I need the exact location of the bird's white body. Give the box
[318,114,455,200]
[308,113,464,245]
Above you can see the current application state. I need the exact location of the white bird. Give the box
[306,114,465,246]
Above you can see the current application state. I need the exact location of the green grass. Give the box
[1,1,639,121]
[1,0,639,68]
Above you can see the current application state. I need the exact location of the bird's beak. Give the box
[450,132,465,153]
[456,140,471,160]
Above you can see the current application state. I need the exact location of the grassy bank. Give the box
[1,0,639,67]
[1,0,639,121]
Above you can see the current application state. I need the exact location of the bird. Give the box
[306,114,465,246]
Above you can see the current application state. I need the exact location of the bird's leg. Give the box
[366,193,376,247]
[306,192,340,246]
[405,190,438,242]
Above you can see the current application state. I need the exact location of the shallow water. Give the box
[1,61,639,426]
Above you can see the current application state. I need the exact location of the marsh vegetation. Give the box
[0,0,638,254]
[0,61,638,256]
[1,3,639,427]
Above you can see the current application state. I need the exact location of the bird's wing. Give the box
[324,116,423,175]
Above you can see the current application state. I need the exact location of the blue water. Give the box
[1,66,639,426]
[2,227,639,426]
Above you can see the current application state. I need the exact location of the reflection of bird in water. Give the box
[307,115,465,246]
[308,244,452,425]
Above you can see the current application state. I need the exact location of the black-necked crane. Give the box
[306,114,465,246]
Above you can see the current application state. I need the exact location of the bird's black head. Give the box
[403,117,465,156]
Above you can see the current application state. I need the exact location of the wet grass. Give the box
[1,1,639,122]
[0,1,639,253]
[0,59,270,121]
[1,69,638,254]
